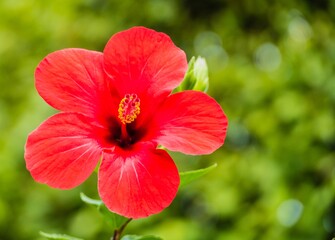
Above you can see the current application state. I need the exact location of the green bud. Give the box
[177,56,209,92]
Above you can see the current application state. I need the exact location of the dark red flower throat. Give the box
[106,93,144,149]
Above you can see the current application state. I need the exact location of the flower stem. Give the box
[112,218,132,240]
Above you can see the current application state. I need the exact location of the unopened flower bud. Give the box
[177,56,209,92]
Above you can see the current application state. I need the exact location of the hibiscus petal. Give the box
[98,145,180,219]
[25,113,102,189]
[103,26,187,105]
[152,91,228,155]
[35,48,114,118]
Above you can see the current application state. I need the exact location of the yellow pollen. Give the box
[118,94,141,124]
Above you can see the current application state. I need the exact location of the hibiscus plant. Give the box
[24,27,228,240]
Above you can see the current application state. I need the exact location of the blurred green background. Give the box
[0,0,334,239]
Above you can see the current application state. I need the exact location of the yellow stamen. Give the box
[118,94,140,124]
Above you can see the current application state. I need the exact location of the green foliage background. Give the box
[0,0,334,239]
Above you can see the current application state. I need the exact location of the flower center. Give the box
[118,93,140,124]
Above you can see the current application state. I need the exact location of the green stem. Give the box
[112,218,132,240]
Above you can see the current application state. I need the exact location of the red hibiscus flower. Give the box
[24,27,228,219]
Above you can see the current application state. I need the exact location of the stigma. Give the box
[118,94,141,124]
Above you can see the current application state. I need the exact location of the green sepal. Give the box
[179,163,217,188]
[121,235,163,240]
[80,193,129,230]
[39,231,83,240]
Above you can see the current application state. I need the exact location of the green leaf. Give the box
[80,193,129,230]
[179,163,217,188]
[80,192,102,206]
[99,204,129,229]
[121,235,162,240]
[39,231,83,240]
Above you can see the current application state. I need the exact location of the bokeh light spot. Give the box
[288,15,313,43]
[194,31,229,69]
[254,42,281,71]
[277,199,304,227]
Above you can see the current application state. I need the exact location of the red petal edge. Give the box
[25,113,102,189]
[98,144,180,219]
[151,90,228,155]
